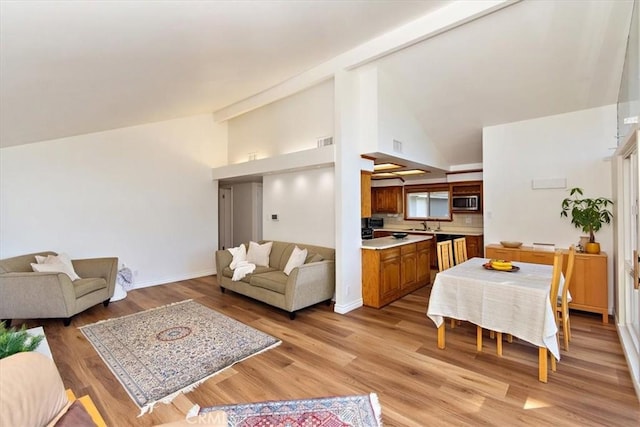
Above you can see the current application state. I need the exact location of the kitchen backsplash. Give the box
[371,213,483,231]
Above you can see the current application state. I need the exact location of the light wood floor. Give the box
[17,275,640,426]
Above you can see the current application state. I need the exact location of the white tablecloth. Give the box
[427,257,560,360]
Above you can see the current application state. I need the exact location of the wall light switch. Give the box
[271,214,278,220]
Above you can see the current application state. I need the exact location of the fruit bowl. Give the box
[392,232,408,239]
[500,241,523,248]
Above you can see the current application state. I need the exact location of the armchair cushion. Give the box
[73,278,107,298]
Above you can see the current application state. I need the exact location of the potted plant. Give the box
[0,321,44,359]
[560,187,613,254]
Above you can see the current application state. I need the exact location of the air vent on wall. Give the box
[393,139,403,153]
[317,136,333,147]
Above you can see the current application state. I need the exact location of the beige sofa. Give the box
[215,241,335,319]
[0,251,117,326]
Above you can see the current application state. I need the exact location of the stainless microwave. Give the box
[452,195,480,211]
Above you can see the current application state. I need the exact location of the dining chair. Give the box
[437,241,454,271]
[453,237,468,265]
[549,249,564,372]
[436,241,458,328]
[557,245,576,351]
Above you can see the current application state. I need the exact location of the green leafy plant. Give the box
[560,187,613,243]
[0,321,44,359]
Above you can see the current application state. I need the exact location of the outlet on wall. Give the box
[465,216,472,224]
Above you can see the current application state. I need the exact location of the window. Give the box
[405,185,451,220]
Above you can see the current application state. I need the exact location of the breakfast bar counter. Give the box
[361,236,433,308]
[361,235,432,250]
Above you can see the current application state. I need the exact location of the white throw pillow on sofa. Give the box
[247,241,273,267]
[32,253,80,281]
[228,244,247,270]
[284,246,308,276]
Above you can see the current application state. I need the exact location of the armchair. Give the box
[0,251,117,326]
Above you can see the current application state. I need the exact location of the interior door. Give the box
[218,187,233,250]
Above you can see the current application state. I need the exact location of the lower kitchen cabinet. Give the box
[465,235,484,258]
[485,244,609,323]
[362,241,431,308]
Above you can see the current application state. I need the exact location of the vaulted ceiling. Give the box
[1,0,634,168]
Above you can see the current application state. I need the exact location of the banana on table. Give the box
[490,259,513,271]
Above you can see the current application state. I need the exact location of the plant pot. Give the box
[585,242,600,254]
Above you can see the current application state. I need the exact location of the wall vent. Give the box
[393,139,403,153]
[317,136,333,147]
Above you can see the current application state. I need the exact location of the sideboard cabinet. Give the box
[485,244,608,323]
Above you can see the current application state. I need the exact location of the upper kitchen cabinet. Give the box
[361,171,372,218]
[372,186,403,214]
[404,184,451,221]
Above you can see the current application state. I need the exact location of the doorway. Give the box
[219,187,233,250]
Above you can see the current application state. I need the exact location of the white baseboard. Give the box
[131,269,216,290]
[334,298,363,314]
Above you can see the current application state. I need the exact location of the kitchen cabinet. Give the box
[408,232,437,268]
[465,235,484,259]
[362,240,431,308]
[372,186,403,214]
[361,171,372,218]
[416,240,431,284]
[400,244,417,289]
[485,244,609,323]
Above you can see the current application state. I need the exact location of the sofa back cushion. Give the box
[0,251,57,274]
[259,241,335,271]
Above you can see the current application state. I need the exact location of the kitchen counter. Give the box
[362,234,432,250]
[375,227,484,236]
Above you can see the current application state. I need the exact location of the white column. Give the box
[333,70,364,313]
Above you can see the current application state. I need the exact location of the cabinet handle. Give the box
[635,250,639,290]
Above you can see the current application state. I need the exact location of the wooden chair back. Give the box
[550,250,564,308]
[561,245,576,307]
[453,237,468,265]
[437,241,454,272]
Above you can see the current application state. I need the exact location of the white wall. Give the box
[483,105,616,312]
[262,166,335,248]
[0,114,228,287]
[227,80,334,164]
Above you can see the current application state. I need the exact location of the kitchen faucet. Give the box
[421,221,428,231]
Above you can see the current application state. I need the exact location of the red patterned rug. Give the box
[199,393,382,426]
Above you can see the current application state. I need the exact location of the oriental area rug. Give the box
[199,393,383,427]
[80,299,281,415]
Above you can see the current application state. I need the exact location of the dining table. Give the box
[426,257,562,383]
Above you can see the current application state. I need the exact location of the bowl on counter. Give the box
[392,232,408,239]
[500,241,523,248]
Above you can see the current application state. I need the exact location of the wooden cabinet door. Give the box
[372,186,402,213]
[380,255,401,301]
[361,172,371,218]
[569,253,607,311]
[400,244,417,289]
[417,242,431,284]
[466,236,484,258]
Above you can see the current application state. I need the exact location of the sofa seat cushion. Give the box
[73,278,107,298]
[222,266,277,283]
[249,271,288,294]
